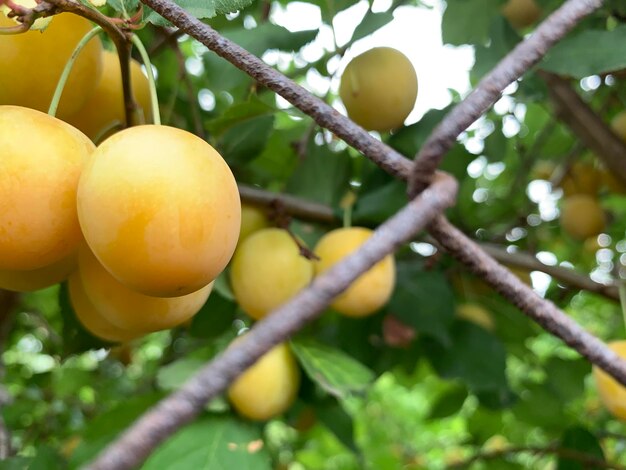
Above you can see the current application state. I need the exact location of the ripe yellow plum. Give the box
[339,47,417,132]
[230,228,314,320]
[65,50,152,140]
[0,12,102,118]
[560,195,606,241]
[456,303,495,331]
[501,0,541,29]
[228,341,300,421]
[238,204,269,246]
[78,246,213,333]
[611,110,626,141]
[0,254,76,292]
[560,162,601,197]
[0,106,93,270]
[592,340,626,421]
[77,125,241,297]
[68,272,139,343]
[314,227,395,317]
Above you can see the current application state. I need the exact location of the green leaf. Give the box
[425,321,507,392]
[285,142,352,206]
[0,457,32,470]
[442,0,502,46]
[291,339,375,399]
[388,107,450,156]
[315,399,357,452]
[189,292,237,339]
[428,385,468,419]
[350,12,394,43]
[544,357,590,403]
[156,347,216,391]
[540,26,626,79]
[388,264,454,343]
[219,115,275,165]
[207,99,275,136]
[512,382,570,431]
[352,180,406,225]
[145,0,255,24]
[142,416,271,470]
[557,427,605,470]
[472,17,520,81]
[70,394,164,469]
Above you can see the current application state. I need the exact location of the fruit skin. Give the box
[68,272,139,343]
[592,340,626,421]
[238,204,269,246]
[314,227,395,317]
[0,254,76,292]
[501,0,541,29]
[78,246,213,333]
[77,125,241,297]
[230,228,314,320]
[560,195,606,241]
[560,162,601,197]
[65,50,152,141]
[228,341,300,421]
[456,303,495,331]
[611,110,626,142]
[339,47,417,132]
[0,12,102,118]
[0,106,94,270]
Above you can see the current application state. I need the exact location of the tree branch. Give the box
[407,0,604,197]
[42,0,136,127]
[429,216,626,387]
[139,0,413,180]
[84,173,459,470]
[540,71,626,186]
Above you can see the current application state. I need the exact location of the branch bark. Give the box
[407,0,604,196]
[429,216,626,386]
[84,172,459,470]
[541,71,626,186]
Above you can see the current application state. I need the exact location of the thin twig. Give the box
[407,0,604,197]
[448,444,624,469]
[541,71,626,186]
[83,173,459,470]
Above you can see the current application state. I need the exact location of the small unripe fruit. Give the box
[65,50,153,140]
[68,272,139,343]
[501,0,541,29]
[560,195,605,241]
[77,125,241,297]
[592,340,626,421]
[314,227,395,317]
[0,12,102,118]
[0,106,93,270]
[339,47,417,132]
[230,228,314,320]
[78,246,213,333]
[228,341,300,421]
[0,255,76,292]
[456,303,495,331]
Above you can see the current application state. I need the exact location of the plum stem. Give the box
[130,34,161,125]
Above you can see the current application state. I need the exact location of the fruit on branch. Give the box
[77,246,213,333]
[228,341,300,421]
[611,110,626,142]
[77,125,241,297]
[0,13,102,118]
[456,303,495,331]
[314,227,395,317]
[68,272,139,343]
[339,47,418,132]
[0,254,76,292]
[501,0,542,29]
[230,228,314,320]
[65,50,152,141]
[559,162,601,197]
[238,204,269,247]
[559,194,606,241]
[592,340,626,421]
[0,106,93,270]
